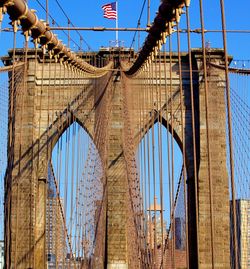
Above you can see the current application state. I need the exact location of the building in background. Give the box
[46,197,65,268]
[175,217,186,250]
[146,197,166,249]
[0,240,4,269]
[230,199,250,269]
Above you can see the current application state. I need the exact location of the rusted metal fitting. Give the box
[54,54,58,63]
[42,44,46,55]
[59,57,64,66]
[157,40,162,50]
[175,8,180,23]
[154,46,158,56]
[33,37,39,48]
[0,2,10,23]
[0,7,4,23]
[48,50,53,59]
[167,22,173,35]
[11,19,18,32]
[23,30,30,42]
[3,0,14,7]
[185,0,191,7]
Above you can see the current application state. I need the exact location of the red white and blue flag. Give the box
[102,2,117,20]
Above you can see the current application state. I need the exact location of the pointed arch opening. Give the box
[136,121,187,267]
[47,121,105,267]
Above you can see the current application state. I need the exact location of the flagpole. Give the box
[116,1,118,47]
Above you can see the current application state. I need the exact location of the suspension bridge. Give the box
[0,0,249,268]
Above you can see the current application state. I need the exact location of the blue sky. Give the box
[0,0,249,57]
[0,0,250,241]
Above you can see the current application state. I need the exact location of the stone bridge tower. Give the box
[3,48,231,269]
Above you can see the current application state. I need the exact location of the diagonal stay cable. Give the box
[129,0,147,51]
[35,0,91,51]
[53,0,92,50]
[123,0,187,76]
[1,0,113,75]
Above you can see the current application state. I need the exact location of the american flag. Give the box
[102,2,117,20]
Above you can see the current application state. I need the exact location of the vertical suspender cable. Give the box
[219,1,238,268]
[10,23,17,269]
[143,69,149,266]
[151,58,157,264]
[163,42,172,257]
[143,65,147,263]
[138,65,143,253]
[198,0,215,267]
[147,63,152,267]
[185,4,200,266]
[169,34,176,269]
[46,52,51,269]
[176,23,189,268]
[158,50,165,268]
[147,63,153,267]
[42,52,47,269]
[147,0,150,27]
[32,43,38,269]
[46,0,49,24]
